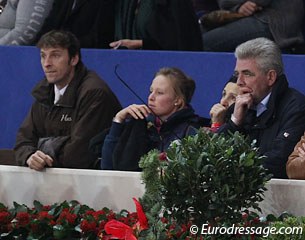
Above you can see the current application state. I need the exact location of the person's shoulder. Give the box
[80,70,112,91]
[190,115,211,128]
[278,87,305,112]
[286,87,305,104]
[288,87,305,97]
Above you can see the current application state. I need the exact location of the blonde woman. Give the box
[101,67,208,171]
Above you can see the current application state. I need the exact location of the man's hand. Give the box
[26,150,53,171]
[109,39,143,49]
[238,1,262,16]
[210,103,227,124]
[231,86,254,125]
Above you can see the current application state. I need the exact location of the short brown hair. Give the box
[36,30,81,60]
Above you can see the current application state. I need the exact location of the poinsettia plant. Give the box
[104,198,148,239]
[0,200,140,239]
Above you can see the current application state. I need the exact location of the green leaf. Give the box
[53,224,68,239]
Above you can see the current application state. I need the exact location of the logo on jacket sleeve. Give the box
[61,114,72,122]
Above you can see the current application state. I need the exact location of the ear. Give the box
[174,97,185,108]
[267,70,277,87]
[70,54,79,66]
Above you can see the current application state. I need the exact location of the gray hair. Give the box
[235,38,284,75]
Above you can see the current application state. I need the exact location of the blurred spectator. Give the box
[109,0,203,51]
[201,0,305,53]
[0,0,53,45]
[34,0,114,49]
[287,134,305,179]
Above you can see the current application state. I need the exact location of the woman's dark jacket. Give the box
[115,0,203,51]
[101,107,208,170]
[218,74,305,179]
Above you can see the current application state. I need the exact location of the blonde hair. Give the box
[155,67,195,105]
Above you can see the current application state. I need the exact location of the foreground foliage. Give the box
[139,130,272,239]
[2,131,303,239]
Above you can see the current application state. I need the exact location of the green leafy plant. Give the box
[139,130,272,239]
[263,214,305,240]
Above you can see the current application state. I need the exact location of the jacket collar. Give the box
[146,105,196,130]
[32,61,87,108]
[256,74,289,126]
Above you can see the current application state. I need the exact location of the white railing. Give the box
[1,165,304,216]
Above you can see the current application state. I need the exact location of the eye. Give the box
[243,71,255,77]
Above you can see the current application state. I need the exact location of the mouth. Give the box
[45,71,56,74]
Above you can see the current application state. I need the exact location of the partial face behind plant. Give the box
[220,82,239,108]
[148,75,182,121]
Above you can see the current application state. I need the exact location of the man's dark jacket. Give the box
[35,0,114,48]
[14,62,122,169]
[218,74,305,179]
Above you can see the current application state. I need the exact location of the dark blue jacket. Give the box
[218,74,305,179]
[101,106,209,170]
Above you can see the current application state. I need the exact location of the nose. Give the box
[236,74,245,87]
[148,92,155,101]
[42,55,52,68]
[220,97,228,108]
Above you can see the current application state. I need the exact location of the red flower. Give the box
[57,211,77,225]
[159,152,167,161]
[38,211,53,220]
[242,212,248,220]
[16,212,30,227]
[128,212,138,225]
[118,216,130,225]
[42,205,51,211]
[252,217,260,224]
[0,212,10,224]
[104,199,148,239]
[161,217,168,223]
[85,210,95,215]
[80,219,97,233]
[106,212,116,220]
[92,210,107,221]
[104,219,137,240]
[132,198,148,230]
